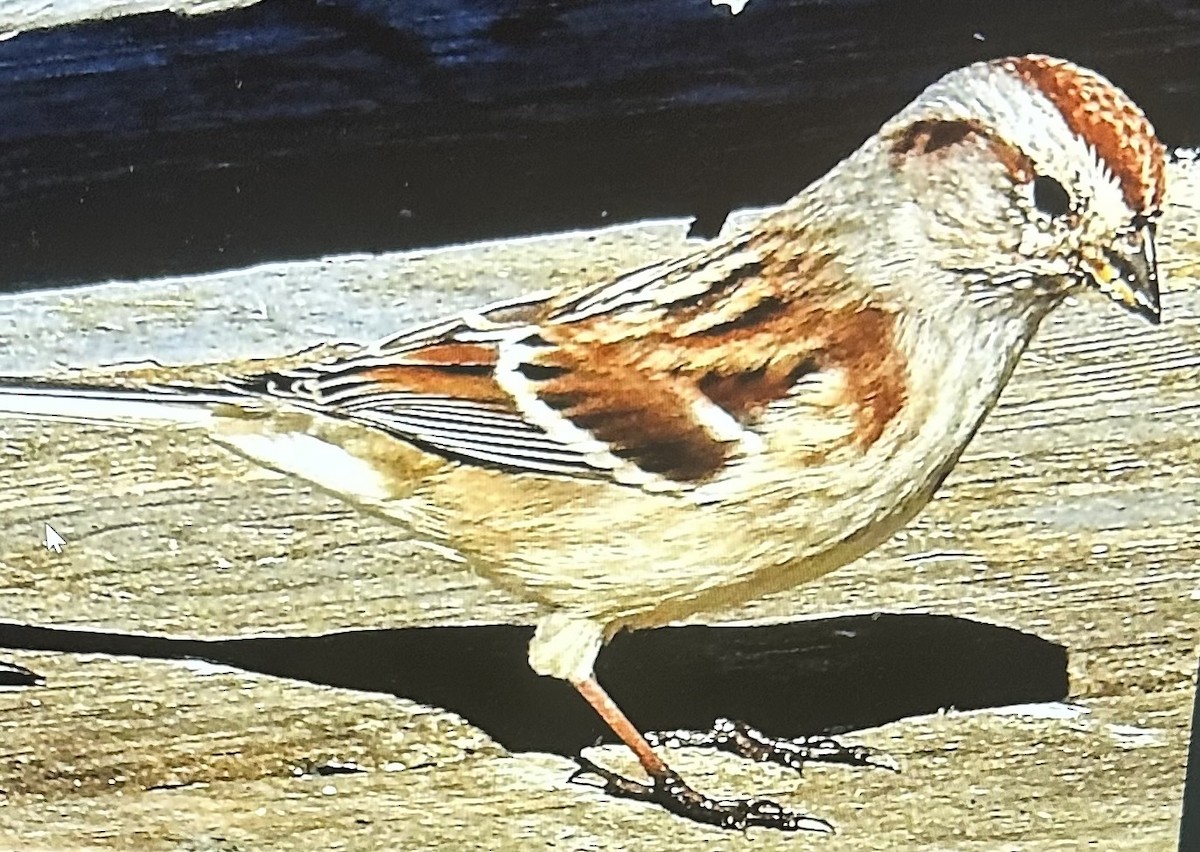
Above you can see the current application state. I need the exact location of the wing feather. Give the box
[224,234,905,489]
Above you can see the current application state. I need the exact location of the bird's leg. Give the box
[566,676,833,833]
[644,717,899,774]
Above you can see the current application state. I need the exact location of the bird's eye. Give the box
[1032,176,1071,217]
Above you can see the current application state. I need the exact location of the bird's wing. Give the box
[227,232,905,490]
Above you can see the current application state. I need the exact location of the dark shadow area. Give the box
[0,0,1197,291]
[0,614,1066,754]
[0,660,44,688]
[1181,652,1200,851]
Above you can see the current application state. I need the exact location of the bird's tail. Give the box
[0,378,258,429]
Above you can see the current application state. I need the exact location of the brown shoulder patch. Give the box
[698,357,817,422]
[679,299,908,450]
[529,356,731,481]
[398,343,499,367]
[1001,55,1166,213]
[352,342,506,401]
[357,363,508,403]
[817,307,907,447]
[534,290,908,484]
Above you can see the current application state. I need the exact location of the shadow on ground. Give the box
[0,613,1066,754]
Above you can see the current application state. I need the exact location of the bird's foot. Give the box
[644,717,899,774]
[568,754,833,833]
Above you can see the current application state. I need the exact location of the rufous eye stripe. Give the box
[1000,55,1166,213]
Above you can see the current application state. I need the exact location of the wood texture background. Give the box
[0,154,1196,849]
[0,3,1198,847]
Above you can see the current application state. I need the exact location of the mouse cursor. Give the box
[43,523,66,553]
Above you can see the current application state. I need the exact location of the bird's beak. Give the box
[1082,222,1161,325]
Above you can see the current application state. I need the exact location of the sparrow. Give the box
[0,55,1166,832]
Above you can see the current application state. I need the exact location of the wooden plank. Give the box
[1,0,1197,290]
[0,157,1197,845]
[0,651,1187,850]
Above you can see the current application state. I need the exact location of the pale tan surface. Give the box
[0,652,1188,851]
[0,158,1198,848]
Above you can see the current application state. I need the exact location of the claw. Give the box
[568,752,833,833]
[568,754,652,796]
[646,717,899,774]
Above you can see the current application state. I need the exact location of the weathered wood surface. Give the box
[0,652,1188,851]
[0,157,1198,847]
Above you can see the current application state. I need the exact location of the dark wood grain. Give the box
[1,0,1197,290]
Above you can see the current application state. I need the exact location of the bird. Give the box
[0,55,1166,831]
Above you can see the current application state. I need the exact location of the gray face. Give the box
[835,58,1164,325]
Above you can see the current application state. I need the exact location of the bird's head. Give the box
[870,54,1166,324]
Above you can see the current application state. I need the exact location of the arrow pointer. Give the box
[43,523,65,554]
